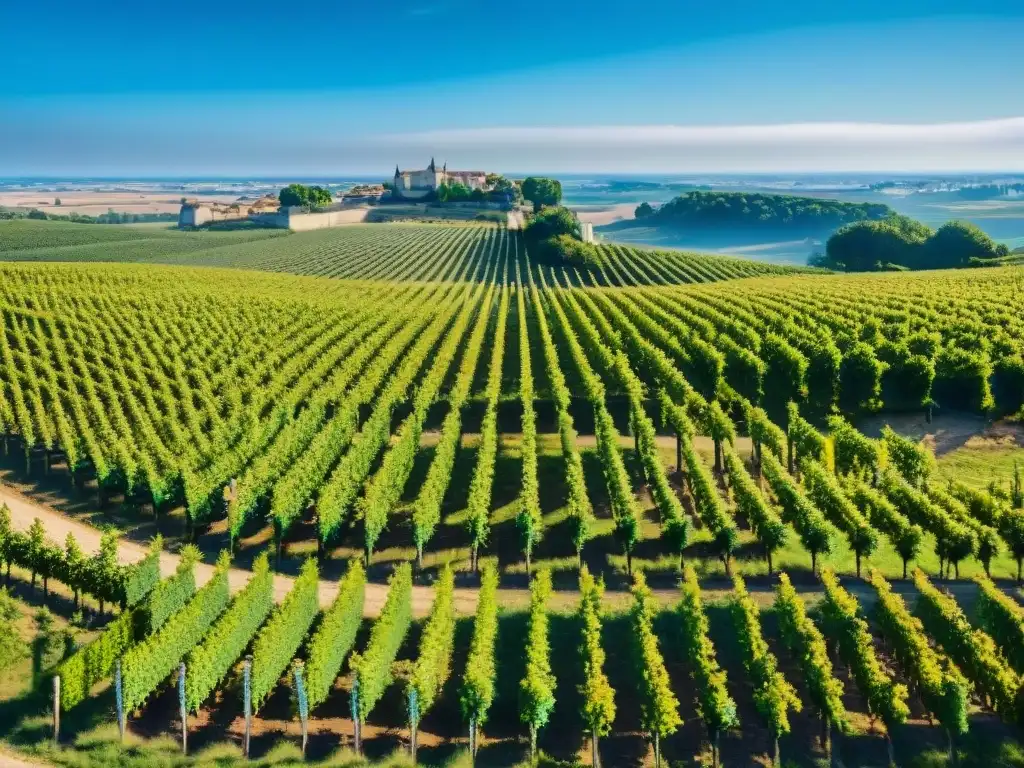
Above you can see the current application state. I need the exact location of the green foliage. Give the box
[761,450,833,569]
[351,563,413,722]
[466,288,509,563]
[32,608,67,685]
[122,552,231,712]
[0,588,25,669]
[516,287,544,567]
[869,570,970,736]
[730,574,801,740]
[639,190,891,231]
[843,478,923,573]
[879,471,975,571]
[881,347,935,411]
[54,605,143,710]
[774,573,846,730]
[801,459,878,572]
[746,403,786,460]
[913,569,1019,720]
[519,569,556,748]
[524,207,600,269]
[616,359,689,556]
[521,177,563,212]
[531,284,593,559]
[460,563,500,729]
[925,220,1010,267]
[882,426,934,487]
[578,566,615,741]
[250,559,320,712]
[933,346,994,412]
[630,571,681,742]
[723,443,787,567]
[146,546,199,633]
[823,214,932,271]
[680,423,737,562]
[408,567,456,720]
[360,283,483,559]
[787,402,828,467]
[762,336,807,422]
[184,552,274,713]
[827,415,883,478]
[279,184,332,209]
[839,342,884,413]
[975,573,1024,673]
[523,206,580,242]
[818,569,909,730]
[122,536,162,608]
[634,201,655,218]
[678,566,737,741]
[303,559,366,712]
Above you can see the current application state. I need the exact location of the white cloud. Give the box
[368,118,1024,173]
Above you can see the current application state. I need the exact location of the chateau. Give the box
[393,158,487,199]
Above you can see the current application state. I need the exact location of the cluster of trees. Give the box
[521,177,562,212]
[523,206,601,269]
[627,191,892,231]
[817,216,1011,271]
[0,208,177,224]
[278,184,334,209]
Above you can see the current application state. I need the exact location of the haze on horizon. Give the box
[2,0,1024,176]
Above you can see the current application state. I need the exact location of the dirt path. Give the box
[0,747,49,768]
[0,482,461,618]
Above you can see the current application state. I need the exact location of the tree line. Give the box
[815,216,1012,272]
[630,191,892,232]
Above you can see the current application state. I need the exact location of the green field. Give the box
[0,220,816,285]
[1,219,1023,766]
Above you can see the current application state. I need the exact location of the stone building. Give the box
[392,158,488,199]
[178,195,278,227]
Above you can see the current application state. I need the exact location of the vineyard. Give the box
[0,220,814,286]
[1,219,1024,765]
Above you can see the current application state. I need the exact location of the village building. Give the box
[178,195,278,227]
[392,158,488,199]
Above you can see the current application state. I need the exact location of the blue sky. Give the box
[2,0,1024,175]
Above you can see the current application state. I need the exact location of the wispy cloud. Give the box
[363,118,1024,173]
[4,116,1023,176]
[382,118,1024,145]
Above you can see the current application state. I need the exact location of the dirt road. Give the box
[0,482,466,618]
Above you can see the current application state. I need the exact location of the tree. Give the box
[64,533,86,608]
[524,206,580,242]
[523,206,602,269]
[635,201,655,218]
[521,177,563,212]
[27,518,45,591]
[279,184,307,207]
[92,528,120,616]
[278,183,333,209]
[823,215,931,271]
[925,220,1008,267]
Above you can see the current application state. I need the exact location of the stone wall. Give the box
[282,206,371,231]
